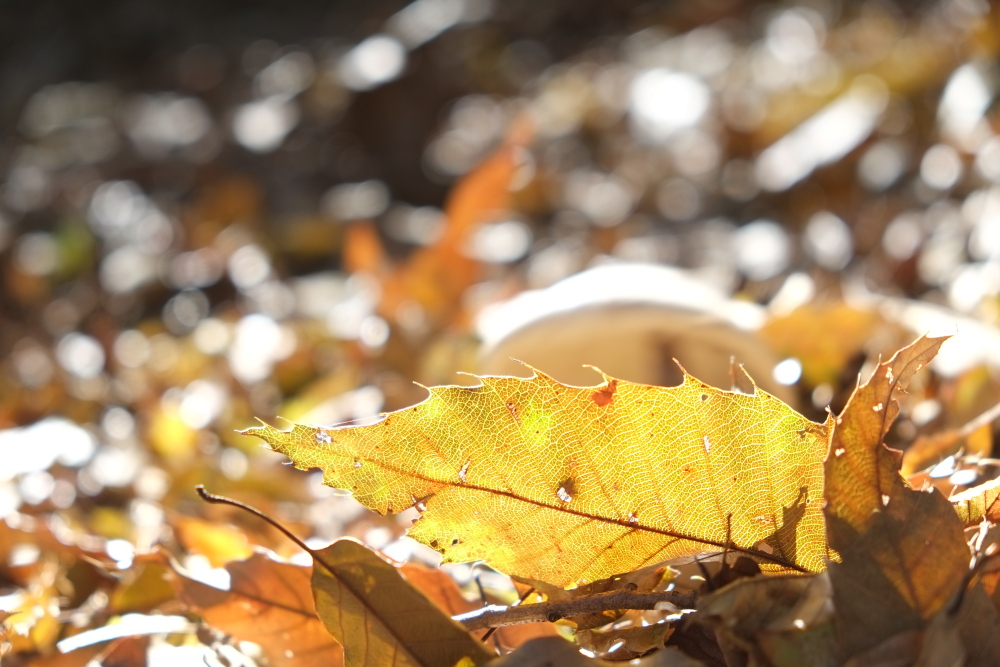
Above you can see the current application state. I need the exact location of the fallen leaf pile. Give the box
[4,2,1000,666]
[170,335,983,666]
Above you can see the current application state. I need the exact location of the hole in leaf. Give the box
[556,477,576,503]
[458,459,470,483]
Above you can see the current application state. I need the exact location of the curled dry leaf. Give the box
[487,636,704,667]
[310,538,493,667]
[575,622,674,660]
[822,335,997,662]
[172,552,344,667]
[696,573,834,667]
[247,368,830,587]
[951,477,1000,526]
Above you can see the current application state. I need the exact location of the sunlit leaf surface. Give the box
[248,369,830,587]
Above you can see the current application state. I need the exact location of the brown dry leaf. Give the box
[173,552,343,667]
[575,623,674,660]
[171,515,254,567]
[107,553,176,614]
[246,368,831,588]
[97,635,151,667]
[20,645,103,667]
[902,400,1000,477]
[1,609,16,657]
[310,538,493,667]
[841,585,1000,667]
[488,636,703,666]
[400,563,558,651]
[331,125,529,333]
[823,335,981,661]
[399,563,478,616]
[696,573,834,667]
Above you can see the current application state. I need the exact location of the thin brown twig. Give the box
[480,585,536,643]
[454,589,698,632]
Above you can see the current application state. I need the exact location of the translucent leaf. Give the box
[247,368,830,587]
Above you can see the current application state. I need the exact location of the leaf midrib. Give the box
[357,454,810,573]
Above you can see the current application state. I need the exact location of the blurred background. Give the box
[2,0,1000,662]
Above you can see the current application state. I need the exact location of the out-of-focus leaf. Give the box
[902,400,1000,476]
[399,563,559,651]
[364,124,532,329]
[147,404,198,463]
[952,478,1000,526]
[840,585,1000,667]
[760,303,890,386]
[823,335,982,662]
[310,538,493,667]
[487,636,703,666]
[97,635,151,667]
[247,368,831,588]
[171,515,254,567]
[173,552,343,667]
[697,573,834,667]
[107,554,176,614]
[902,427,990,478]
[5,561,62,655]
[20,645,103,667]
[1,609,16,656]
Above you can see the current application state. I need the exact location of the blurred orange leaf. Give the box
[173,552,343,667]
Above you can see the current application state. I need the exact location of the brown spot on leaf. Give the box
[591,379,618,407]
[556,477,576,502]
[505,401,520,423]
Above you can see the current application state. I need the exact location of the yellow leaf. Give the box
[171,515,254,567]
[310,538,493,667]
[246,368,831,587]
[952,477,1000,526]
[760,303,891,387]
